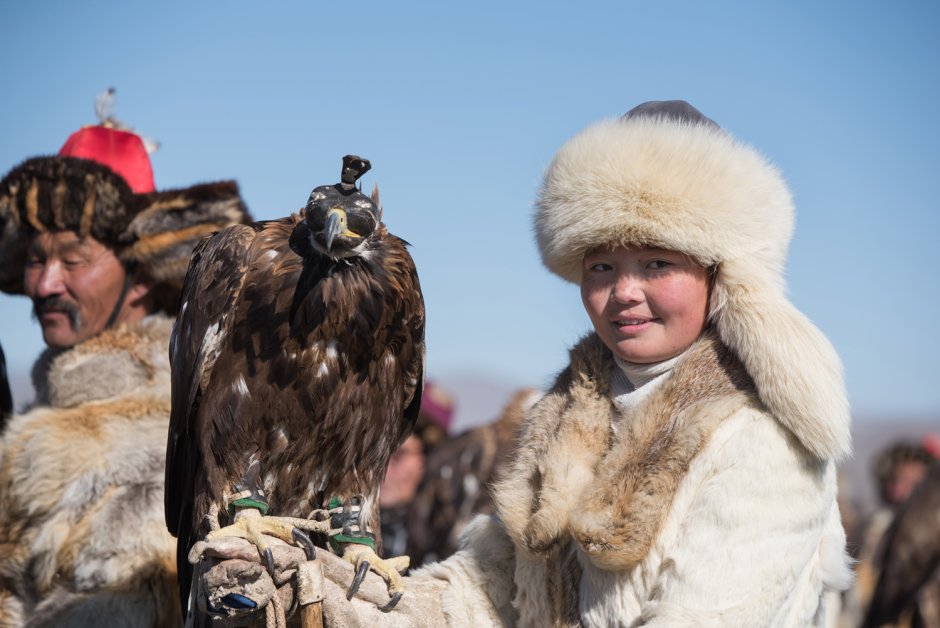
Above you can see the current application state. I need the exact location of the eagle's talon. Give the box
[380,591,402,612]
[205,508,331,577]
[341,544,409,610]
[291,528,317,560]
[347,560,370,600]
[263,547,276,577]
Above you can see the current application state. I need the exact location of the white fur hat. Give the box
[535,101,850,461]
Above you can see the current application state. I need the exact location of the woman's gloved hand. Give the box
[190,535,449,627]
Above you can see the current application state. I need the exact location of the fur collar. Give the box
[494,331,756,571]
[30,314,174,408]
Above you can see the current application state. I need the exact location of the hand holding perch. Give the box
[189,535,313,627]
[190,535,448,627]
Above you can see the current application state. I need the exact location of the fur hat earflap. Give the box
[0,128,251,314]
[535,100,850,461]
[120,180,250,295]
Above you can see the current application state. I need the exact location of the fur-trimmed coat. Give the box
[0,316,180,627]
[404,331,852,627]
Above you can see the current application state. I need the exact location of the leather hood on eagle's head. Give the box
[293,155,381,260]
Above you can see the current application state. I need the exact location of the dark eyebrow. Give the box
[58,240,85,255]
[27,236,87,257]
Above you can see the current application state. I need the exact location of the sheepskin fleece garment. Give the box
[415,332,852,627]
[0,315,180,627]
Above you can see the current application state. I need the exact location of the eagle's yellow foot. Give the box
[207,508,320,575]
[342,543,410,612]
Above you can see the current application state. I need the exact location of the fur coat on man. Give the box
[0,315,180,627]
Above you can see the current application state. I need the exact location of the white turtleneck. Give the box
[609,351,685,431]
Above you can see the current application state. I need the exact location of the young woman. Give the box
[205,101,854,627]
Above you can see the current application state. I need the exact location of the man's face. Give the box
[24,231,130,349]
[886,460,928,506]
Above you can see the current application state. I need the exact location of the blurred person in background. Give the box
[380,380,454,564]
[380,384,542,570]
[863,459,940,628]
[0,110,248,626]
[842,439,938,626]
[877,442,934,507]
[403,387,540,566]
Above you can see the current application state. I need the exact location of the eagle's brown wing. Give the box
[389,235,425,448]
[164,221,259,606]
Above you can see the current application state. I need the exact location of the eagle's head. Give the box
[302,155,379,260]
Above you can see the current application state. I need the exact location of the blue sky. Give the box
[2,1,938,424]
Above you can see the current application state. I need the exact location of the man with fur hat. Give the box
[0,119,249,626]
[230,100,851,626]
[842,439,937,626]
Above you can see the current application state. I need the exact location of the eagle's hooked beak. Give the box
[324,207,358,251]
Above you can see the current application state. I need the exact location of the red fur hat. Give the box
[58,125,155,194]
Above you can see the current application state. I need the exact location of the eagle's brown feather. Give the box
[165,210,425,612]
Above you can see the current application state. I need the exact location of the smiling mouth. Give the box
[615,318,655,326]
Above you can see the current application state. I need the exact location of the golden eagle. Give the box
[165,156,425,619]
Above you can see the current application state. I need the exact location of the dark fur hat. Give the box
[0,154,250,313]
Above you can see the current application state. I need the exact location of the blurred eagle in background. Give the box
[165,156,425,619]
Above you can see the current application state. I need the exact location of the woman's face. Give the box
[580,246,711,364]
